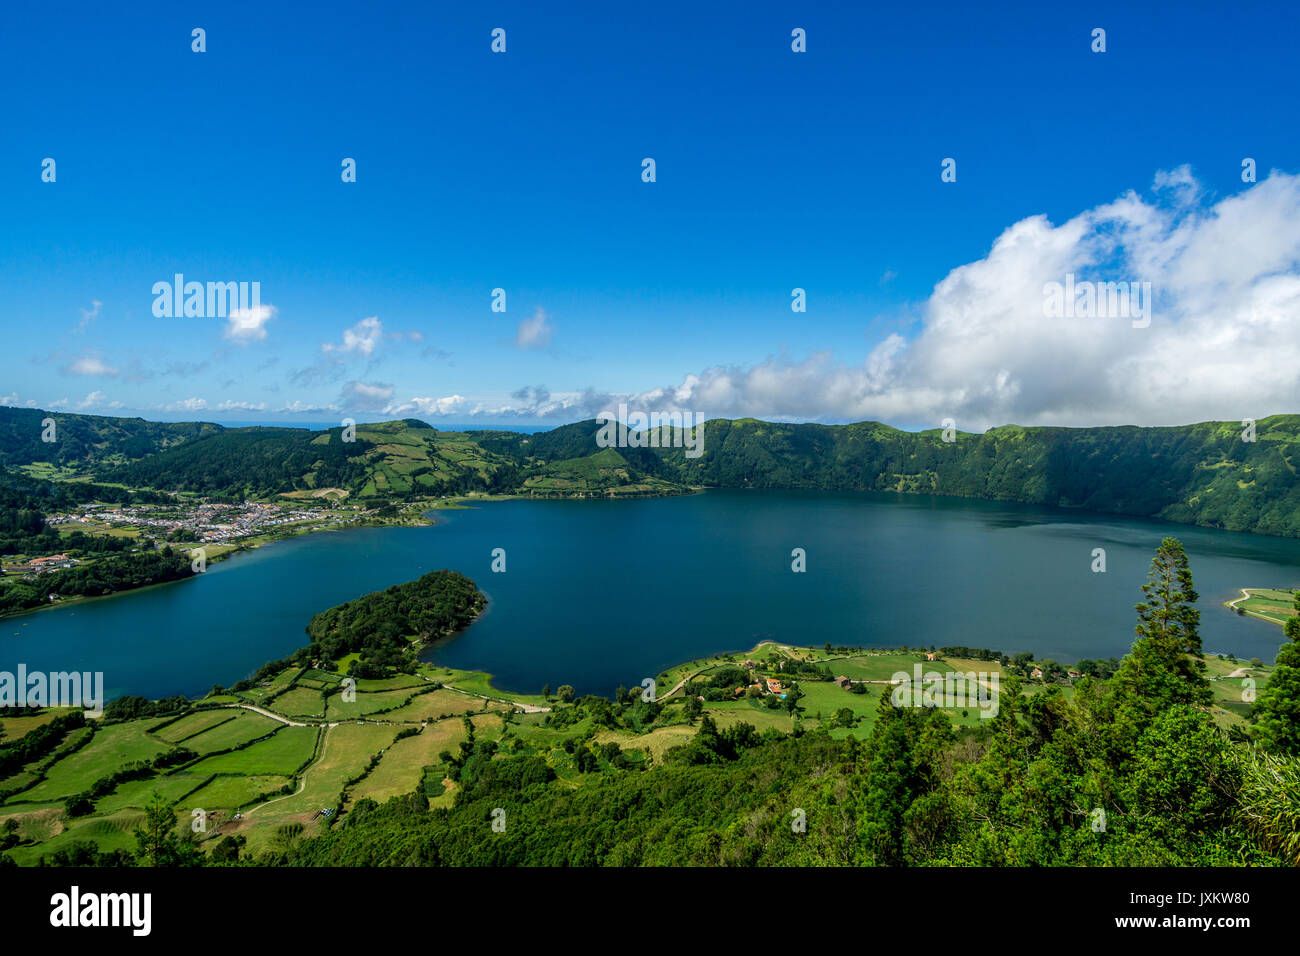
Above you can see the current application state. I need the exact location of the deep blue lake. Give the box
[3,490,1298,700]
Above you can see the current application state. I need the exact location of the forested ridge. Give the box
[3,407,1300,536]
[651,414,1300,536]
[0,406,218,469]
[103,427,377,499]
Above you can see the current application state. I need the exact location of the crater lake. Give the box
[3,489,1298,701]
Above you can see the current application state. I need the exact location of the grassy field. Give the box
[269,687,326,718]
[345,720,469,805]
[426,665,550,708]
[179,711,281,754]
[349,674,426,692]
[269,723,401,816]
[324,687,422,721]
[0,710,63,741]
[152,709,237,743]
[824,653,948,681]
[381,688,505,722]
[591,724,697,762]
[94,772,208,815]
[14,722,173,805]
[797,680,886,722]
[4,809,144,865]
[703,699,798,733]
[0,633,1276,865]
[235,667,302,704]
[1225,587,1296,625]
[184,774,293,813]
[187,726,319,777]
[1206,655,1273,726]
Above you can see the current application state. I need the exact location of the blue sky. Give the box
[3,1,1299,429]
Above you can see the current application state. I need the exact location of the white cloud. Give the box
[154,397,209,412]
[277,400,341,415]
[63,351,119,377]
[213,400,267,412]
[628,168,1300,429]
[515,308,554,350]
[72,391,122,411]
[386,394,469,417]
[383,387,607,422]
[76,300,102,333]
[324,316,383,356]
[341,380,395,411]
[224,304,276,344]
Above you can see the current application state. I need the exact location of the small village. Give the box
[1,500,368,581]
[42,500,338,545]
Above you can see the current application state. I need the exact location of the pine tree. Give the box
[132,794,201,867]
[1113,538,1211,725]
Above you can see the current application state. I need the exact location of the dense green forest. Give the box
[2,407,1299,536]
[0,407,217,469]
[0,546,194,614]
[304,569,486,674]
[103,427,377,499]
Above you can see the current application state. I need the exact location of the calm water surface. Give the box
[4,490,1298,700]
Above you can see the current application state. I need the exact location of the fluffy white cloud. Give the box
[63,351,118,377]
[341,380,395,411]
[515,308,554,350]
[635,168,1300,429]
[387,394,469,417]
[224,305,276,344]
[324,316,383,356]
[154,397,209,412]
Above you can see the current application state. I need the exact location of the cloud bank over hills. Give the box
[8,168,1299,431]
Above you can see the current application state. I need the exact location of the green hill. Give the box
[0,406,219,471]
[649,415,1300,536]
[2,407,1298,535]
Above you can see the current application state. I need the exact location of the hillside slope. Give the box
[1,408,1297,536]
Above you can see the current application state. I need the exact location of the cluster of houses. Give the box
[722,661,788,700]
[0,552,80,578]
[1029,666,1083,681]
[47,500,334,544]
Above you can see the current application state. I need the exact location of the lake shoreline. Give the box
[5,489,1297,702]
[1224,587,1296,627]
